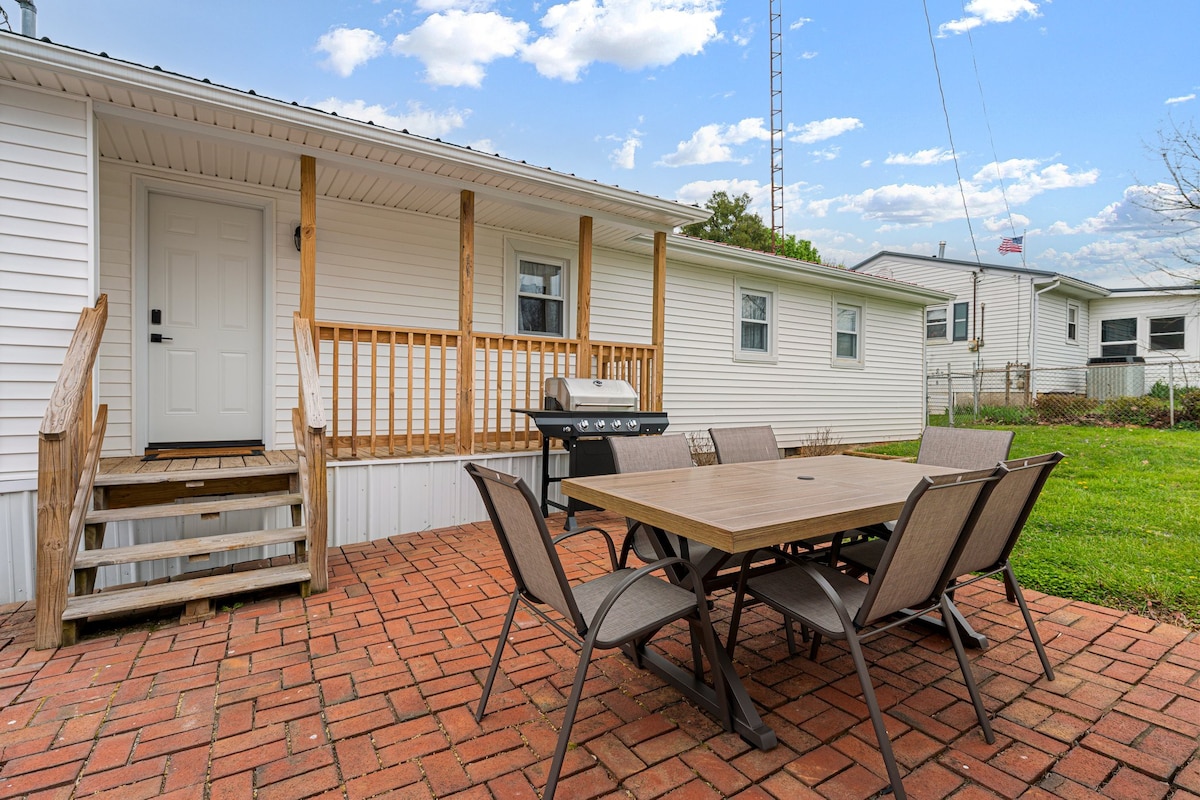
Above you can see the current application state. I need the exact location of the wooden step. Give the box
[63,563,311,621]
[86,493,303,524]
[73,527,307,569]
[94,462,298,487]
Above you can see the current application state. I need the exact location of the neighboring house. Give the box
[1089,286,1200,365]
[0,33,949,604]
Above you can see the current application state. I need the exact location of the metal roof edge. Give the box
[851,250,1110,298]
[0,32,709,227]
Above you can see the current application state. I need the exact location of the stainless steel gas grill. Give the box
[515,378,669,527]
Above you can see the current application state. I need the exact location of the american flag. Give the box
[998,235,1023,254]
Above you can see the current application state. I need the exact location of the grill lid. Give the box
[544,378,639,411]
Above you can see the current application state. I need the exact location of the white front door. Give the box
[147,193,264,446]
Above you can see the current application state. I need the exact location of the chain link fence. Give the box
[927,360,1200,428]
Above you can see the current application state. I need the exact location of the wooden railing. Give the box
[293,314,329,594]
[35,295,109,650]
[312,321,659,456]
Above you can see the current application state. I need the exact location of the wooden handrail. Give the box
[293,312,329,594]
[35,295,109,650]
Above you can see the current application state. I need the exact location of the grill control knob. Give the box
[611,419,622,430]
[577,419,589,431]
[595,419,606,430]
[627,419,639,431]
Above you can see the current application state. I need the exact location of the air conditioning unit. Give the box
[1086,357,1146,400]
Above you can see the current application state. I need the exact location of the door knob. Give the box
[150,333,173,343]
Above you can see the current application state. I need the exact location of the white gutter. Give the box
[1029,279,1061,394]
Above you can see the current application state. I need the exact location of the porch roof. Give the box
[0,32,709,250]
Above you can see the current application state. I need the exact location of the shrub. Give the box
[1101,395,1172,427]
[1179,388,1200,422]
[1034,393,1097,422]
[1148,380,1172,400]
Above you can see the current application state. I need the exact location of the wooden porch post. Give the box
[457,190,475,455]
[651,231,667,412]
[299,155,317,348]
[576,216,593,378]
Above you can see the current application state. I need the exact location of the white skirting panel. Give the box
[328,450,566,547]
[0,450,565,605]
[0,487,38,605]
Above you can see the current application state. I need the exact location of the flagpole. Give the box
[1020,227,1027,268]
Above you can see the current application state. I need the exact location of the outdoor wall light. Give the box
[293,225,302,252]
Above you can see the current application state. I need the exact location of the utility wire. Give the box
[962,1,1020,239]
[921,0,982,264]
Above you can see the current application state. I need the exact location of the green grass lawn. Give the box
[858,425,1200,628]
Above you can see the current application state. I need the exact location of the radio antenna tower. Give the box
[769,0,784,254]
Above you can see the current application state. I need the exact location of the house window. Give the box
[1150,316,1185,351]
[835,302,862,363]
[926,307,947,340]
[739,289,771,354]
[952,302,969,342]
[517,257,566,336]
[1067,302,1079,342]
[1100,317,1137,357]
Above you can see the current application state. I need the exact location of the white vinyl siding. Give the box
[662,261,927,447]
[1089,293,1200,362]
[0,85,93,484]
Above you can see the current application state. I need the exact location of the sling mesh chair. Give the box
[828,426,1014,567]
[608,435,727,576]
[708,425,780,464]
[837,451,1065,680]
[726,467,1002,800]
[465,463,727,800]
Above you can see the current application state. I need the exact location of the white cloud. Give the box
[523,0,722,82]
[939,0,1040,36]
[789,17,813,30]
[675,178,767,209]
[885,147,955,166]
[809,147,840,161]
[800,51,818,59]
[822,159,1098,226]
[416,0,495,10]
[316,27,387,77]
[983,213,1029,232]
[392,10,529,87]
[787,117,862,144]
[658,117,770,166]
[313,98,470,138]
[1166,94,1196,105]
[609,133,642,169]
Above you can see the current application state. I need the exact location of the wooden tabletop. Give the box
[562,455,964,554]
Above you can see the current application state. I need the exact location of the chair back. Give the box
[608,434,694,473]
[951,452,1064,577]
[709,425,780,464]
[465,463,584,631]
[917,427,1014,469]
[857,467,1001,626]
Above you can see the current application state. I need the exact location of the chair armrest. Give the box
[552,525,618,570]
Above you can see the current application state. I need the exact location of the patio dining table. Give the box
[561,454,968,750]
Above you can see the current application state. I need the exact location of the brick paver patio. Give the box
[1,513,1198,800]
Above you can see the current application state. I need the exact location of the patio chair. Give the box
[837,451,1064,680]
[828,426,1014,566]
[726,467,1002,800]
[465,462,726,800]
[709,425,780,464]
[608,435,726,575]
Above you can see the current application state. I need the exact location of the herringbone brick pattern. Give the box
[1,513,1197,799]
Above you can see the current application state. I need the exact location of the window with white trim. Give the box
[952,302,969,342]
[1067,302,1080,342]
[517,256,566,336]
[1150,316,1185,351]
[834,300,863,366]
[1100,317,1137,357]
[926,306,947,340]
[739,288,770,353]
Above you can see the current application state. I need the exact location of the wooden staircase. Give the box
[34,301,329,649]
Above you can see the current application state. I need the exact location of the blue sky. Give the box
[17,0,1200,286]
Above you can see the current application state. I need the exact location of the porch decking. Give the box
[1,513,1197,800]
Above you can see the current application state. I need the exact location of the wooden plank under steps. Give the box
[73,527,307,569]
[95,462,298,486]
[63,563,311,621]
[85,493,302,524]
